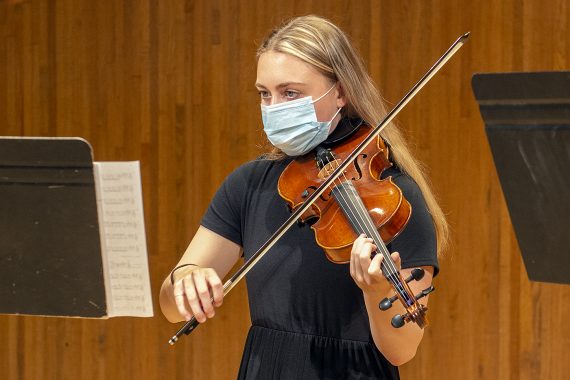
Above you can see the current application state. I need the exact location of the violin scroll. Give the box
[378,268,435,329]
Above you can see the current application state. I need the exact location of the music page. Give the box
[93,161,153,317]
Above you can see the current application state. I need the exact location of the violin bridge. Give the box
[317,159,342,180]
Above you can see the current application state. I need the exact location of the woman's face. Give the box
[255,51,346,132]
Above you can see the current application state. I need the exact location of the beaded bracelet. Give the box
[169,263,199,285]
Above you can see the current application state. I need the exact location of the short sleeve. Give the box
[200,165,248,247]
[387,173,439,277]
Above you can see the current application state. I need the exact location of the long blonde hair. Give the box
[257,15,449,255]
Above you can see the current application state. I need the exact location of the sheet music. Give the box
[93,162,153,317]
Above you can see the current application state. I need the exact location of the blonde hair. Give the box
[258,15,450,254]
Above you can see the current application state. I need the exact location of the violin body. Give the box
[278,126,412,263]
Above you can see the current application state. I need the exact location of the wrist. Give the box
[362,284,393,300]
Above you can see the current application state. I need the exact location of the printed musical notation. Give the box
[93,162,153,318]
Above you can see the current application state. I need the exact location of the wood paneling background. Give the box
[1,0,569,379]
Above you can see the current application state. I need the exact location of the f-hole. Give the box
[351,153,367,181]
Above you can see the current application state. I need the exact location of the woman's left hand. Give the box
[350,234,401,296]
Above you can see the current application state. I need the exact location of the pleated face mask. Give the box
[261,84,342,156]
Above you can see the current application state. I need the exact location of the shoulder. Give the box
[381,165,439,274]
[224,157,290,185]
[217,157,292,200]
[381,166,425,206]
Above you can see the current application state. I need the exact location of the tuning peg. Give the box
[404,268,425,283]
[379,294,398,311]
[391,313,408,328]
[414,285,435,300]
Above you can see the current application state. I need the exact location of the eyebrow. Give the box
[255,82,307,89]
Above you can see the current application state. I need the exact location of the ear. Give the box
[335,83,347,108]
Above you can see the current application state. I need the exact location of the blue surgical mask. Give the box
[261,84,342,156]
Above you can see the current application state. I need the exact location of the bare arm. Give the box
[159,226,241,323]
[350,235,434,366]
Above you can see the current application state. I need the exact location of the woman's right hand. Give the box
[159,226,241,324]
[172,266,224,323]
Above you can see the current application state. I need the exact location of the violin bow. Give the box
[168,32,470,345]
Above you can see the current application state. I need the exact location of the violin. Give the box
[168,32,469,345]
[279,126,431,328]
[278,126,410,263]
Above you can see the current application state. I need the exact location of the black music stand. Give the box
[0,138,107,317]
[472,71,570,285]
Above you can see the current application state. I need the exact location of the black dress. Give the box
[201,120,438,379]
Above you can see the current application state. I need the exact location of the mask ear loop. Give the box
[329,107,342,123]
[314,82,342,132]
[312,82,338,104]
[325,107,343,133]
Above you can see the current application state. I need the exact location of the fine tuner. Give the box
[378,268,435,328]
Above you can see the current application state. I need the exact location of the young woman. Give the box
[160,15,449,379]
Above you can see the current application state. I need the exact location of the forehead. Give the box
[256,51,327,88]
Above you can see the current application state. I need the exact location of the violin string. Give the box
[316,155,401,279]
[340,174,407,296]
[315,155,370,255]
[342,174,400,276]
[316,154,408,302]
[318,151,409,301]
[317,155,397,277]
[327,159,407,299]
[320,154,400,277]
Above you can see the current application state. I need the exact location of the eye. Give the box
[258,90,271,100]
[284,90,300,100]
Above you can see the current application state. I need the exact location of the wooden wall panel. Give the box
[1,0,568,379]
